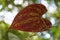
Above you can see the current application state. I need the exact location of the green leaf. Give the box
[32,0,37,3]
[54,0,60,7]
[52,26,60,38]
[0,21,9,40]
[46,0,52,4]
[8,30,26,40]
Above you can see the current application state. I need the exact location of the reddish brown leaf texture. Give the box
[10,4,52,32]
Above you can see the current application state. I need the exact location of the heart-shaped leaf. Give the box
[10,4,52,32]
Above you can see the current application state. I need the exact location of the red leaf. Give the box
[10,4,52,32]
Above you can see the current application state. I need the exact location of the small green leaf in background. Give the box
[32,0,37,3]
[0,21,9,40]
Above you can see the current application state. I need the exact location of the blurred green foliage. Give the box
[0,0,60,40]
